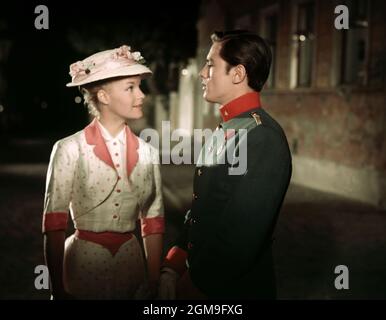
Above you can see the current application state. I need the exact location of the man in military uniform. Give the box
[158,30,292,299]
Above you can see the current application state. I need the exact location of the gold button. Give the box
[197,168,203,176]
[193,193,198,200]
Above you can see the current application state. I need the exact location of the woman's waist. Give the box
[75,229,134,240]
[74,229,136,256]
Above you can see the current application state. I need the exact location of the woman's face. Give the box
[101,75,145,120]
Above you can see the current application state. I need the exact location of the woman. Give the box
[42,45,164,299]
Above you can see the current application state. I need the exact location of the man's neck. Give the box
[221,87,255,106]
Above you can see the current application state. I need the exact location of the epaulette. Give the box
[250,111,262,126]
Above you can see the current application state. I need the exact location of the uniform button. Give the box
[189,218,197,226]
[187,242,193,249]
[116,189,121,193]
[113,215,118,219]
[115,203,119,207]
[192,193,198,200]
[197,168,203,176]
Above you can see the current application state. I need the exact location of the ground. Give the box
[0,137,385,299]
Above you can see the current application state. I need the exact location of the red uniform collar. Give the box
[219,91,261,122]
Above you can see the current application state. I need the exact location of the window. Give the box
[264,13,278,88]
[340,0,369,85]
[295,1,315,87]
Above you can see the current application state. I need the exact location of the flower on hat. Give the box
[112,45,146,64]
[69,60,95,78]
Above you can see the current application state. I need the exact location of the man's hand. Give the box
[157,267,179,300]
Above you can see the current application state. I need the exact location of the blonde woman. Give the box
[42,45,164,299]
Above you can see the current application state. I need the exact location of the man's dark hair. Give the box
[211,30,272,92]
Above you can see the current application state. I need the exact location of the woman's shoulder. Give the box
[52,130,84,152]
[137,136,157,151]
[136,136,161,162]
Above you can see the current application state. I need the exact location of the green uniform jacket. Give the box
[176,107,292,299]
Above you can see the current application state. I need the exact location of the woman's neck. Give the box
[98,116,126,138]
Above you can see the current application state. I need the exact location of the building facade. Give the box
[169,0,386,208]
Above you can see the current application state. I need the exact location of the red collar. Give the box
[84,118,139,177]
[219,92,261,122]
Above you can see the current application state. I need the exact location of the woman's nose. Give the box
[138,88,145,99]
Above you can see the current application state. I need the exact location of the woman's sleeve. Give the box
[42,139,77,233]
[140,147,165,237]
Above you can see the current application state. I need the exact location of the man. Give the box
[158,30,292,299]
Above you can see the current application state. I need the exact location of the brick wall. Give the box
[191,0,386,207]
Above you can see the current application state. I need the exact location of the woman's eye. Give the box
[126,86,134,91]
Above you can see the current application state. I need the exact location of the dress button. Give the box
[113,215,118,219]
[197,168,203,176]
[192,193,198,200]
[115,203,119,207]
[113,142,117,146]
[118,176,121,180]
[115,153,119,156]
[187,242,193,249]
[116,189,121,193]
[116,163,120,168]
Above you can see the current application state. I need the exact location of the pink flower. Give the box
[111,45,145,64]
[69,61,95,77]
[69,61,85,77]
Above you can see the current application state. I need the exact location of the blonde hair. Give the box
[80,83,103,118]
[79,76,128,118]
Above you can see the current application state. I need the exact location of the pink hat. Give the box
[66,45,152,87]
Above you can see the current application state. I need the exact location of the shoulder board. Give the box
[250,111,262,126]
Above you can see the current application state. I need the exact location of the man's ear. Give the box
[232,64,247,84]
[97,89,110,105]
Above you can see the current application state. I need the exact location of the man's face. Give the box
[199,42,234,105]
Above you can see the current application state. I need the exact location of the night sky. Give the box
[0,0,200,136]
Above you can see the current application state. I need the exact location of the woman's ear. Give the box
[232,64,247,84]
[97,88,110,105]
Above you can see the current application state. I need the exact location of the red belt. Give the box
[75,229,133,257]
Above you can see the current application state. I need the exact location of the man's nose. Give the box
[199,65,207,79]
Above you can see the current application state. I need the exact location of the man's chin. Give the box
[202,93,215,103]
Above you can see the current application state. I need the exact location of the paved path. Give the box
[0,139,385,299]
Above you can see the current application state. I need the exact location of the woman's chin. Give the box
[126,110,143,120]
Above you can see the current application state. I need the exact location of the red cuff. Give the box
[42,212,69,233]
[163,246,188,276]
[141,217,165,237]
